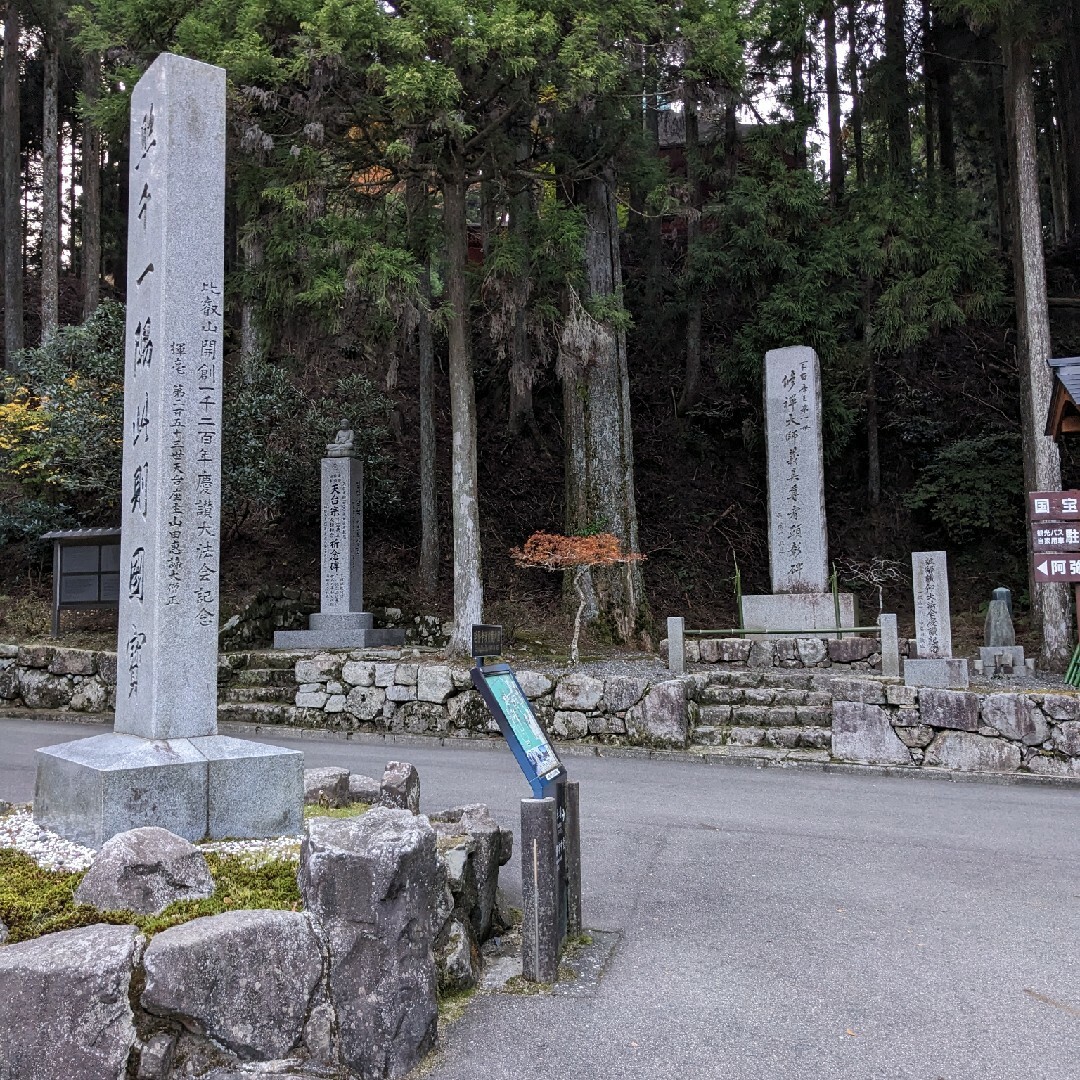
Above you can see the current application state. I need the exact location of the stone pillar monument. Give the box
[904,550,969,688]
[34,54,303,848]
[274,425,405,649]
[740,346,856,635]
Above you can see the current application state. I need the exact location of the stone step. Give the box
[216,702,308,726]
[692,725,831,751]
[218,686,296,705]
[698,685,834,708]
[221,668,298,689]
[697,704,832,728]
[221,650,311,671]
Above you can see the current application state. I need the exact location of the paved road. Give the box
[3,718,1080,1079]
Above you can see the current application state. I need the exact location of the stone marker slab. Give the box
[32,53,303,849]
[912,551,952,659]
[878,613,900,677]
[764,346,829,592]
[276,427,404,651]
[114,54,227,742]
[903,658,969,690]
[740,592,856,636]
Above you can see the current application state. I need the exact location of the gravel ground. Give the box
[0,806,302,873]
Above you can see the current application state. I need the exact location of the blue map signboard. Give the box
[471,661,565,797]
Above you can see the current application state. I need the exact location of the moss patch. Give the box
[0,849,301,945]
[303,802,371,820]
[436,987,476,1027]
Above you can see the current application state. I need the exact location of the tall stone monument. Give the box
[274,424,405,649]
[741,346,856,634]
[34,54,303,848]
[904,550,969,688]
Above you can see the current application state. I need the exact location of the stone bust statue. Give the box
[326,421,355,458]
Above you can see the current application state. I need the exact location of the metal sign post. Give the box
[469,624,581,982]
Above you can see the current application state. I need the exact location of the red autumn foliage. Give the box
[509,531,645,571]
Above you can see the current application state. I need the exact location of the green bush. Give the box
[904,433,1024,544]
[0,302,126,541]
[0,303,398,545]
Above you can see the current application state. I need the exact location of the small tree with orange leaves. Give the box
[510,532,645,664]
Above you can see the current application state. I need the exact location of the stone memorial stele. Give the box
[980,586,1025,675]
[740,346,856,635]
[904,550,969,689]
[274,423,405,649]
[33,53,303,848]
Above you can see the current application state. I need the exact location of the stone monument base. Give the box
[34,732,303,848]
[978,646,1026,675]
[903,658,970,690]
[740,593,857,637]
[274,610,406,649]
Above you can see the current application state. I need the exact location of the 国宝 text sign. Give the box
[1032,555,1080,583]
[1028,491,1080,520]
[1032,523,1080,552]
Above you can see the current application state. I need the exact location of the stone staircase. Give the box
[217,651,306,726]
[690,669,836,751]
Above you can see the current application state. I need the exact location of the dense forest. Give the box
[1,0,1079,661]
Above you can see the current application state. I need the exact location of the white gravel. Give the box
[0,807,301,873]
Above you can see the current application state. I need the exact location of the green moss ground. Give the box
[0,848,301,944]
[303,802,371,819]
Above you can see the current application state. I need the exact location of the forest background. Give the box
[1,0,1079,662]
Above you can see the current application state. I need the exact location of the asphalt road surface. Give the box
[3,717,1079,1080]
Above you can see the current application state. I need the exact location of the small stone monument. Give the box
[904,551,969,688]
[740,346,856,635]
[274,423,404,649]
[980,586,1025,675]
[33,54,303,848]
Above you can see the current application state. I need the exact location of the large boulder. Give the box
[0,923,140,1080]
[625,680,688,748]
[304,766,351,809]
[380,761,420,814]
[980,694,1048,746]
[299,809,438,1080]
[832,702,912,766]
[923,731,1022,773]
[74,827,214,915]
[141,910,323,1061]
[348,773,382,804]
[429,804,513,943]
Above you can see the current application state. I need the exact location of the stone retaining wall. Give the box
[831,677,1080,778]
[268,653,691,750]
[675,635,912,671]
[7,644,1080,780]
[0,644,116,713]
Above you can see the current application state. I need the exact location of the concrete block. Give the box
[903,658,969,690]
[740,592,856,637]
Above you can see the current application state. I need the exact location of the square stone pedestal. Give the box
[34,732,303,848]
[740,593,857,637]
[274,611,405,649]
[979,646,1026,675]
[903,658,970,690]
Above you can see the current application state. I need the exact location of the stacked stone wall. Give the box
[831,677,1080,777]
[676,635,913,671]
[0,644,116,713]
